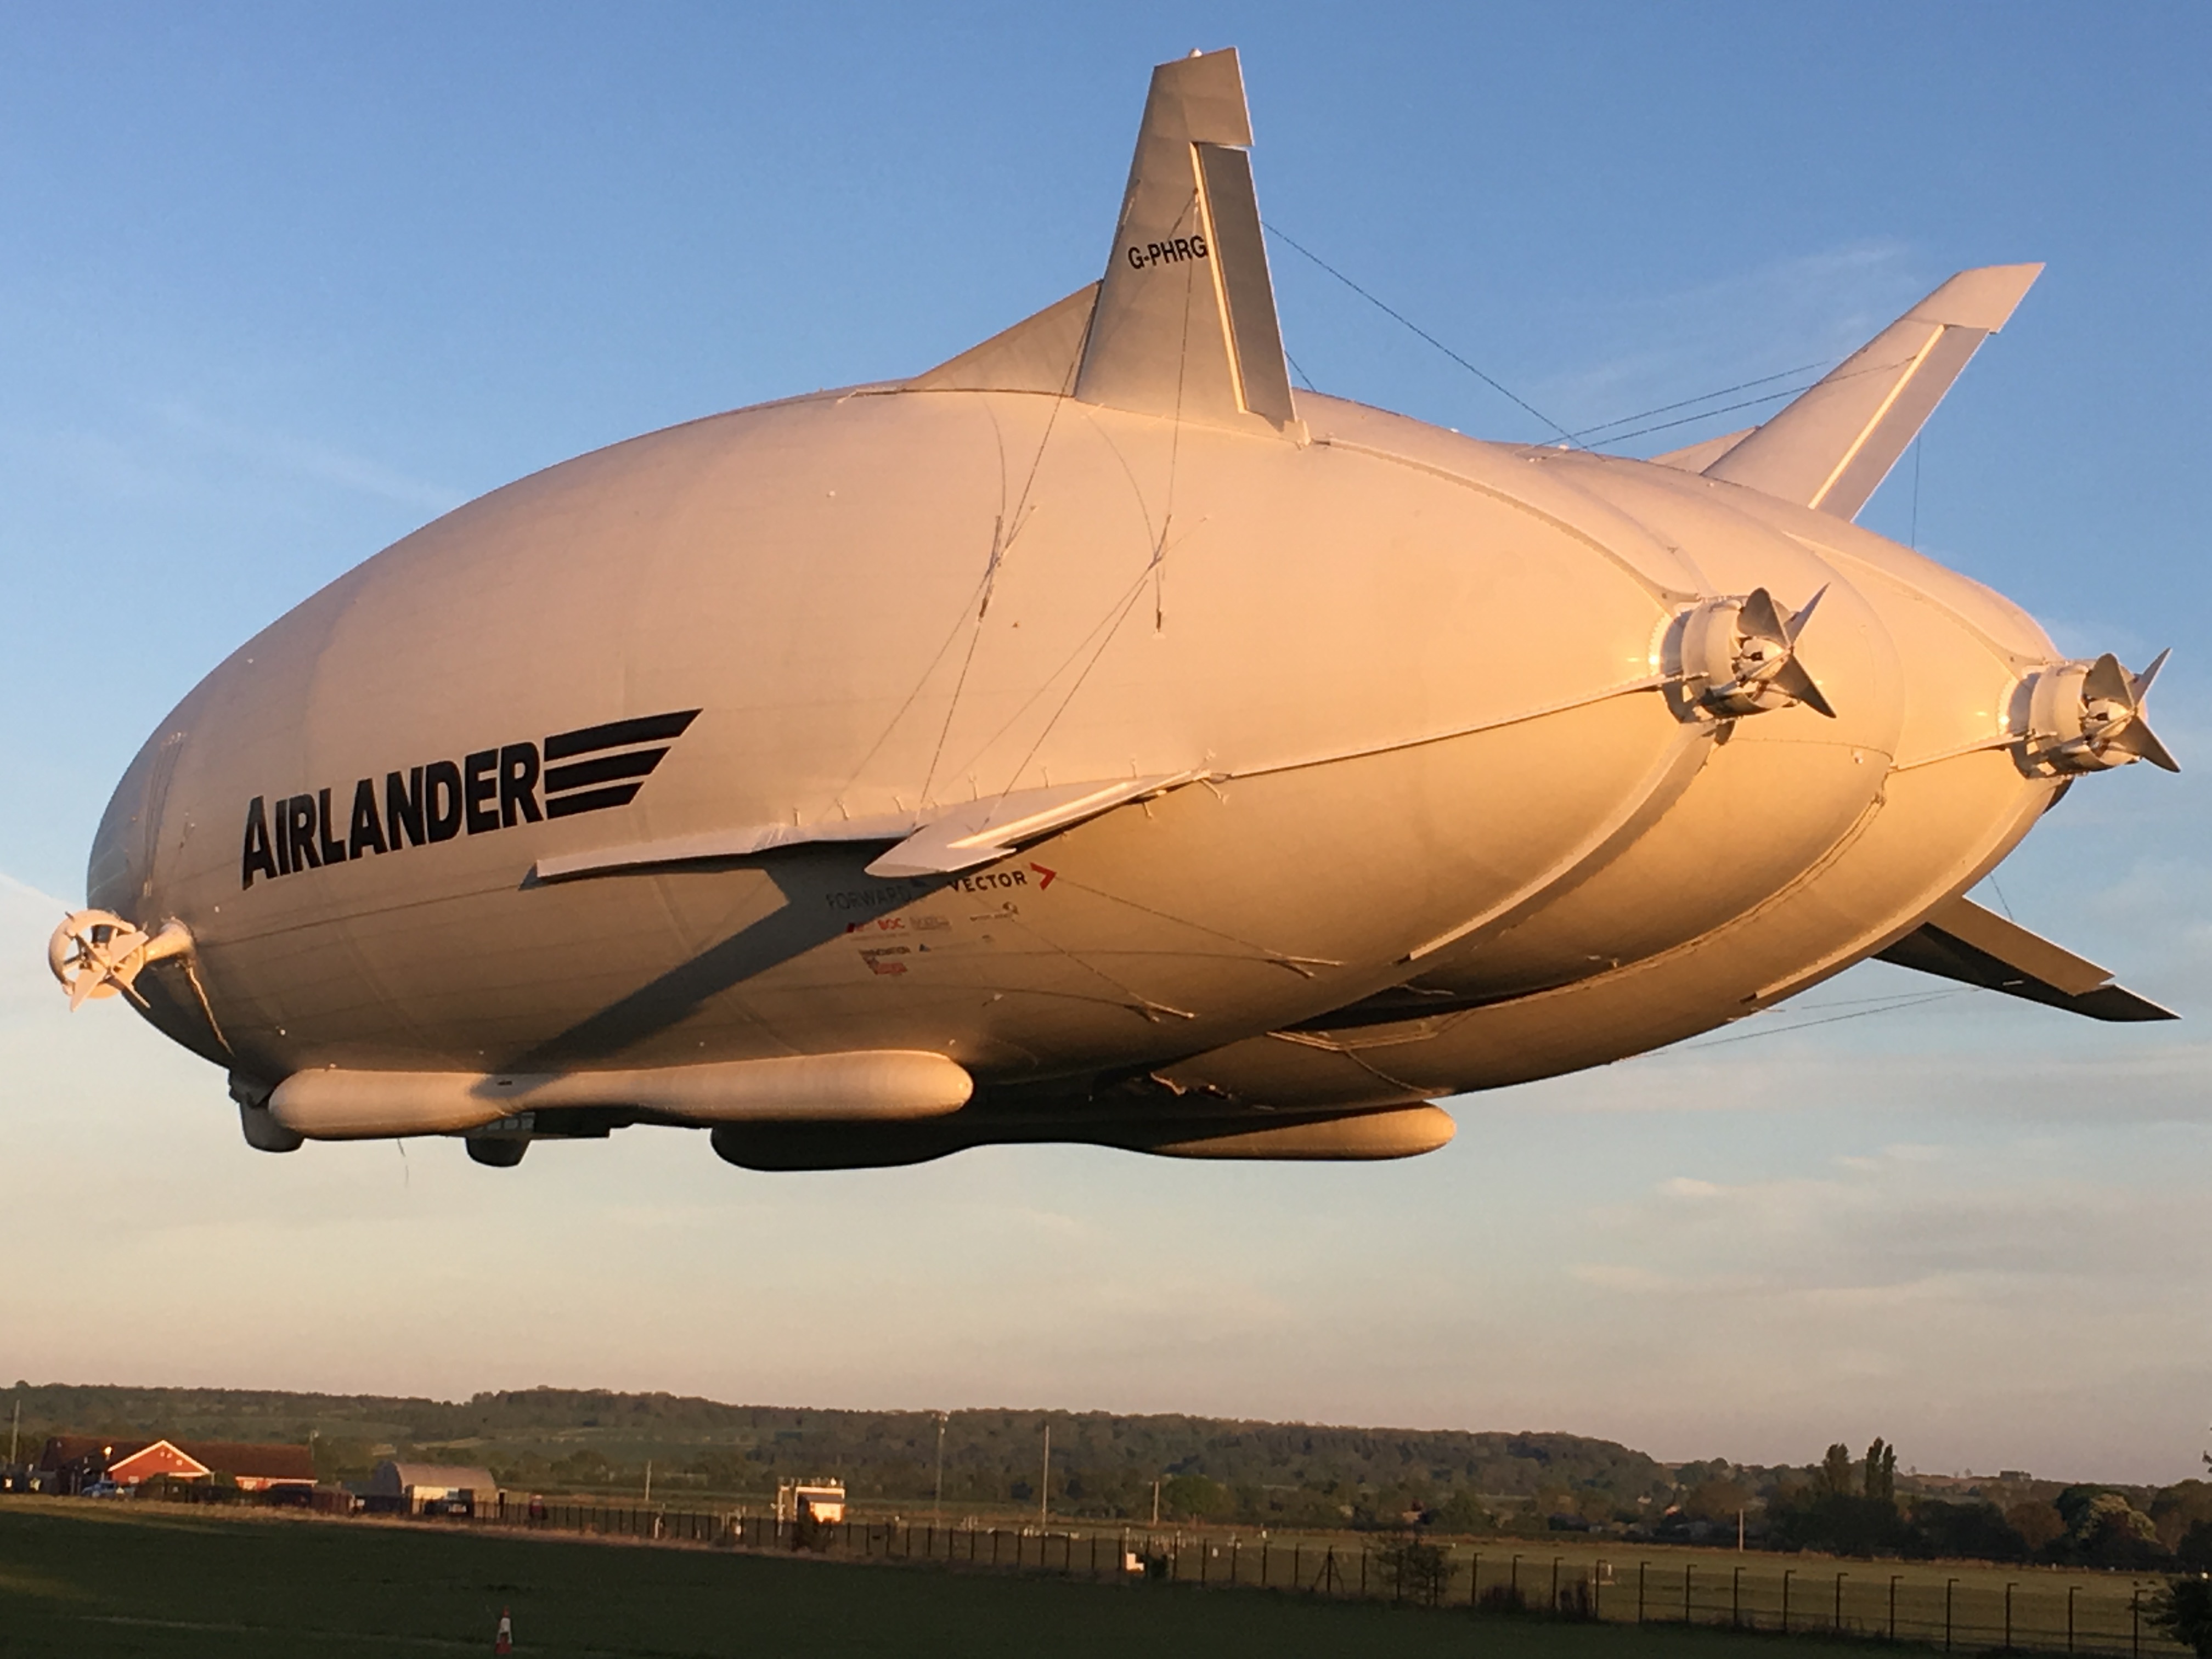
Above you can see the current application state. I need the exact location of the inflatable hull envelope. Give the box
[268,1051,974,1141]
[1141,1105,1454,1160]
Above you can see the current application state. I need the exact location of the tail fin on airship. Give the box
[1072,48,1299,434]
[906,48,1299,435]
[1703,263,2042,520]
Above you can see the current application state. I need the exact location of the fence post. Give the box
[1594,1560,1604,1622]
[1784,1567,1794,1634]
[1229,1539,1238,1587]
[1892,1575,1901,1642]
[1471,1552,1481,1609]
[1294,1543,1302,1593]
[1639,1561,1646,1624]
[2006,1582,2017,1652]
[1946,1578,1958,1653]
[1836,1571,1847,1635]
[1551,1557,1561,1615]
[1511,1554,1522,1598]
[2069,1585,2079,1654]
[2134,1585,2143,1659]
[1685,1564,1694,1626]
[1733,1565,1743,1630]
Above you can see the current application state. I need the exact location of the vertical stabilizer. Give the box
[1074,48,1300,434]
[1704,263,2042,519]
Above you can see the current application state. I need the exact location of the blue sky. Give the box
[4,4,2209,1483]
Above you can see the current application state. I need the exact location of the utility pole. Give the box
[1736,1508,1745,1551]
[933,1412,947,1523]
[1040,1423,1051,1527]
[644,1460,652,1506]
[1152,1476,1162,1528]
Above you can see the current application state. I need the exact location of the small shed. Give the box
[775,1479,846,1525]
[366,1460,500,1515]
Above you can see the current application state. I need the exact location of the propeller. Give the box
[2024,650,2179,775]
[47,910,194,1009]
[1679,586,1837,720]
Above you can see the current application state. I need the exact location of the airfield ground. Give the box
[0,1497,1869,1659]
[0,1497,2183,1658]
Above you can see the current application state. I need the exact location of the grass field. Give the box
[0,1498,1882,1659]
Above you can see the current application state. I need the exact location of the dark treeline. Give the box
[1751,1438,2212,1571]
[2,1382,1672,1530]
[9,1384,2208,1562]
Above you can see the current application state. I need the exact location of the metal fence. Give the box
[461,1497,2186,1658]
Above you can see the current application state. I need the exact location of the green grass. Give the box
[0,1498,1878,1659]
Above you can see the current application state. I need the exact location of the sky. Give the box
[3,3,2209,1485]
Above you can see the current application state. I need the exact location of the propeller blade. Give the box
[1767,656,1838,719]
[2083,652,2134,708]
[1782,584,1829,645]
[2112,716,2182,774]
[2131,646,2172,699]
[1737,587,1787,646]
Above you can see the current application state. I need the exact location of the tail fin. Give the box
[1073,48,1300,435]
[1704,263,2042,518]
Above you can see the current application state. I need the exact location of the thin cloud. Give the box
[151,399,464,514]
[1531,242,1927,451]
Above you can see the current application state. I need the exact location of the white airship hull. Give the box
[65,47,2172,1167]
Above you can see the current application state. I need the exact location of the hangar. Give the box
[364,1459,501,1515]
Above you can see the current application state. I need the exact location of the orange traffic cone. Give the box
[494,1607,513,1654]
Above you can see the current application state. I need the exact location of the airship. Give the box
[50,47,2177,1171]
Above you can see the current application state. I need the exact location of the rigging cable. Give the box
[1262,222,1579,445]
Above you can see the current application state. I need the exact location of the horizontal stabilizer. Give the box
[1705,263,2042,519]
[909,284,1099,395]
[1875,894,2175,1022]
[532,772,1208,884]
[1074,48,1299,433]
[865,771,1206,877]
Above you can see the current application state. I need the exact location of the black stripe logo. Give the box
[239,708,702,889]
[543,710,700,820]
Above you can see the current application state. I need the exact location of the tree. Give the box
[1682,1479,1751,1524]
[1816,1444,1857,1499]
[2153,1482,2212,1551]
[1430,1489,1494,1533]
[1863,1439,1897,1503]
[1911,1500,2028,1562]
[1158,1473,1231,1522]
[2006,1500,2066,1551]
[2148,1577,2212,1658]
[1374,1534,1454,1605]
[2053,1487,2168,1569]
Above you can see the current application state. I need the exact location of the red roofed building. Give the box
[40,1435,316,1493]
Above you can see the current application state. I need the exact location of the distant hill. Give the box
[2,1382,1681,1522]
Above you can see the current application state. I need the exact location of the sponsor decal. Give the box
[952,869,1029,893]
[1124,233,1209,270]
[240,709,700,890]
